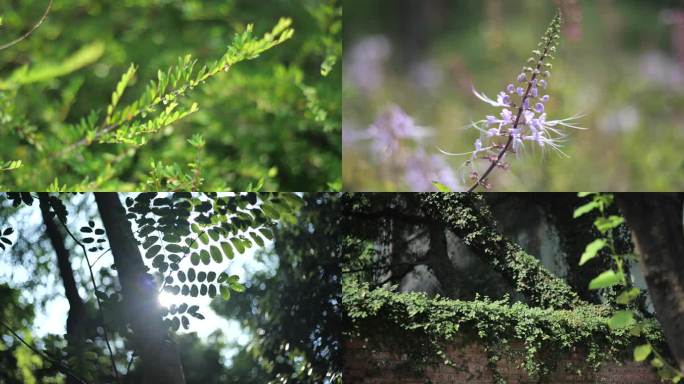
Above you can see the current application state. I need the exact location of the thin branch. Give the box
[51,203,121,384]
[0,319,89,384]
[90,248,112,267]
[0,0,53,51]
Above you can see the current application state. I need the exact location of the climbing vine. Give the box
[344,280,664,383]
[576,192,683,382]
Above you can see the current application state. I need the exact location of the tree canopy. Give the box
[0,0,341,191]
[0,192,341,383]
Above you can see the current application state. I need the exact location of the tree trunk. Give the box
[94,193,185,384]
[38,193,92,384]
[616,193,684,372]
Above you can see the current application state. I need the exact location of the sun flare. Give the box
[157,291,176,308]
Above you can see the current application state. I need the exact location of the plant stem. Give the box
[0,0,53,51]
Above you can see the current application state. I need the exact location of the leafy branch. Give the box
[59,18,294,153]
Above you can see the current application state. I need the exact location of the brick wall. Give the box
[344,338,661,384]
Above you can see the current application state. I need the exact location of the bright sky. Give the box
[0,193,274,362]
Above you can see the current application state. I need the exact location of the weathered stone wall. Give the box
[344,339,661,384]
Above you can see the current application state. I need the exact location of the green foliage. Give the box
[415,193,583,309]
[344,280,664,383]
[576,192,683,382]
[123,192,302,330]
[1,0,341,190]
[212,194,341,384]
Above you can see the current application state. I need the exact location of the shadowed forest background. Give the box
[0,0,341,191]
[0,193,341,383]
[343,0,684,191]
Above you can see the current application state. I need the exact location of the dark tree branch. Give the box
[47,195,121,383]
[0,0,53,51]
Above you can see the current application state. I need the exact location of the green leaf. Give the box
[616,287,640,305]
[208,284,217,298]
[579,239,607,266]
[249,232,264,247]
[210,245,222,263]
[200,249,210,265]
[199,232,209,245]
[230,237,245,254]
[142,236,158,249]
[633,344,652,362]
[259,228,273,240]
[165,244,183,253]
[573,201,600,218]
[190,252,200,266]
[220,285,231,300]
[432,181,452,192]
[220,242,234,260]
[145,245,161,259]
[588,270,623,290]
[230,280,245,293]
[594,215,625,233]
[106,64,137,124]
[177,271,186,283]
[651,357,664,368]
[261,204,280,219]
[607,310,635,329]
[187,268,196,282]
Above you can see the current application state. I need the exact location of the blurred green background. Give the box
[1,0,340,191]
[343,0,684,191]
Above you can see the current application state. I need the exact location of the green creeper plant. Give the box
[575,192,683,383]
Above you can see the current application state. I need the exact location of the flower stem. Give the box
[468,37,554,192]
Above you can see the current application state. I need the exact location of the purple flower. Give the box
[440,12,586,191]
[405,149,460,191]
[368,105,430,153]
[345,36,392,92]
